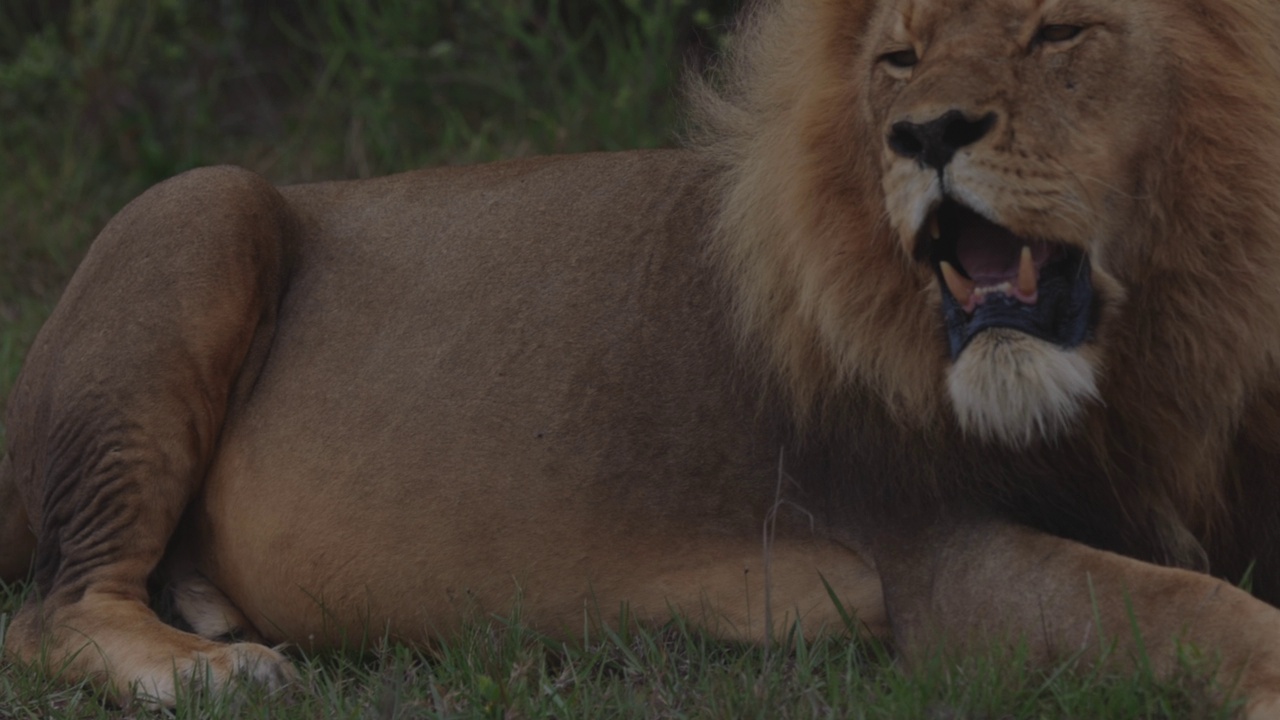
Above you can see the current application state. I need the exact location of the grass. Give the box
[0,1,1251,718]
[0,581,1243,719]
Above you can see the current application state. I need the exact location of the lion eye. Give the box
[1036,24,1084,44]
[881,49,919,69]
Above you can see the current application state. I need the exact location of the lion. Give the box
[5,0,1280,714]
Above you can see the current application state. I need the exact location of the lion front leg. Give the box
[873,518,1280,717]
[1,166,295,705]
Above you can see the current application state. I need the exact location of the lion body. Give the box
[172,153,881,645]
[0,154,887,698]
[7,0,1280,714]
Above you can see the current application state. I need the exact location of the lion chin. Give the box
[947,329,1098,447]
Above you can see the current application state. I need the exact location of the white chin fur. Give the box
[947,329,1098,447]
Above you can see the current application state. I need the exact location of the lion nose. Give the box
[888,111,997,171]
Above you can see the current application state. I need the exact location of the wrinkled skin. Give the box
[6,0,1280,716]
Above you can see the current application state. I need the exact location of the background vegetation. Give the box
[0,0,734,410]
[0,0,1242,717]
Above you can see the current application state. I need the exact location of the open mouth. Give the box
[917,199,1097,358]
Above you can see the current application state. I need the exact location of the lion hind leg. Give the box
[6,594,294,706]
[2,166,293,703]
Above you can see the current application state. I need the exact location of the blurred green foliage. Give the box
[0,0,736,182]
[0,0,738,411]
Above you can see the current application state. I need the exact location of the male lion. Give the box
[5,0,1280,714]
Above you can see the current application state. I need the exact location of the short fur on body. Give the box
[6,0,1280,716]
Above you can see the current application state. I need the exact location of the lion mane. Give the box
[695,0,1280,554]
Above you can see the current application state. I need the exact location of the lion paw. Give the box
[129,641,298,707]
[1245,694,1280,720]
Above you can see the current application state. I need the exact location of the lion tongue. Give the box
[956,219,1047,309]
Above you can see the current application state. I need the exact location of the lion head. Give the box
[697,0,1280,451]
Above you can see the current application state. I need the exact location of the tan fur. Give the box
[6,0,1280,716]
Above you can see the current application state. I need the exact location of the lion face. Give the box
[702,0,1280,454]
[862,0,1174,445]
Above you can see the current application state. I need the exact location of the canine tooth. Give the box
[940,261,975,305]
[1018,246,1037,297]
[929,214,941,240]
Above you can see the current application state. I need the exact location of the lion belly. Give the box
[187,151,883,647]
